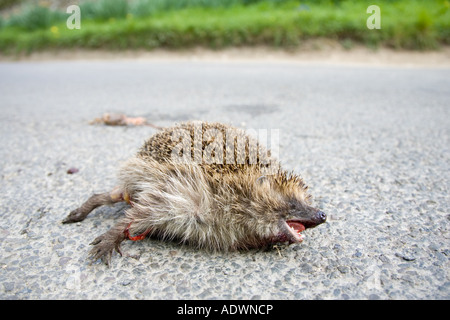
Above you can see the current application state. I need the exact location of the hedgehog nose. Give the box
[317,210,327,223]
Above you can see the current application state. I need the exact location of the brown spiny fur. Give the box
[64,121,323,265]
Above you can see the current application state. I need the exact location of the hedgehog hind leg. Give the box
[62,186,126,224]
[88,218,131,266]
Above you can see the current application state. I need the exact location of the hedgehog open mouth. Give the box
[285,220,306,242]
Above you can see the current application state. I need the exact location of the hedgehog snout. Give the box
[316,210,327,224]
[287,204,326,229]
[304,208,327,228]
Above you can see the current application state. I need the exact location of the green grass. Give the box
[0,0,449,54]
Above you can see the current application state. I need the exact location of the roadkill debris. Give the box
[67,167,79,174]
[90,113,161,129]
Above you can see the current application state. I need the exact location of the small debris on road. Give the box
[89,113,161,129]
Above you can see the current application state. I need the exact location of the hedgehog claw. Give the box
[89,234,123,266]
[62,208,85,224]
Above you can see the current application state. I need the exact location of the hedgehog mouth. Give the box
[284,220,306,243]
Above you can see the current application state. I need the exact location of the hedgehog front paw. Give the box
[62,208,86,224]
[89,234,123,266]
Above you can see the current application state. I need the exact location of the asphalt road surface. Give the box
[0,59,449,300]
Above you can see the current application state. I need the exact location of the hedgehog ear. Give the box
[256,175,269,185]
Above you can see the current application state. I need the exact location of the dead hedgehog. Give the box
[63,121,326,265]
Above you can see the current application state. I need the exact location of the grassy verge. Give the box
[0,0,449,54]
